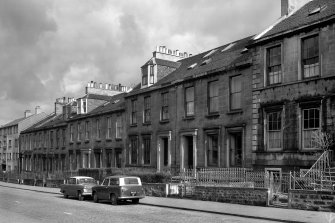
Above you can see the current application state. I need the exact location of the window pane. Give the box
[267,111,282,149]
[209,81,219,113]
[185,87,194,115]
[302,108,320,149]
[302,35,319,78]
[230,76,242,110]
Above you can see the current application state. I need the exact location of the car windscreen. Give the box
[78,178,96,184]
[123,178,139,185]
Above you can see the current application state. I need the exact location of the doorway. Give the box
[163,138,169,166]
[181,135,193,169]
[115,149,122,168]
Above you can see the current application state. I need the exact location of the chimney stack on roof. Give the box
[153,45,190,62]
[24,110,31,118]
[35,106,41,114]
[85,81,132,96]
[281,0,311,16]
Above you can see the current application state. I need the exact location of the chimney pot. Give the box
[35,106,41,114]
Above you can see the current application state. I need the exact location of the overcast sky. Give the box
[0,0,281,125]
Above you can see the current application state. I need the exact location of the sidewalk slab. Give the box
[0,181,331,223]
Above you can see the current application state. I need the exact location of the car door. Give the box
[108,178,119,198]
[68,178,76,196]
[99,178,110,200]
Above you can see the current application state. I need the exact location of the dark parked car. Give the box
[60,176,97,200]
[92,176,145,205]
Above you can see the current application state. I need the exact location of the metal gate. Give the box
[268,171,289,206]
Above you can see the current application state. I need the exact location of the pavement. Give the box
[0,181,332,223]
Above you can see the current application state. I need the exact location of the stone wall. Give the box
[193,186,268,206]
[143,183,168,197]
[289,190,335,211]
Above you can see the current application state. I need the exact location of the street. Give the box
[0,186,276,223]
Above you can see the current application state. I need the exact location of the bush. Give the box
[78,168,172,183]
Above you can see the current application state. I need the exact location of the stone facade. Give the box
[125,38,254,173]
[251,15,335,172]
[67,109,126,170]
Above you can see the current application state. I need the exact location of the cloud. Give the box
[0,0,281,125]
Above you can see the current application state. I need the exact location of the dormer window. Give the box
[142,72,148,86]
[308,5,327,16]
[187,63,197,70]
[203,49,217,58]
[82,100,87,113]
[77,98,87,114]
[201,58,212,66]
[222,43,235,52]
[149,65,154,84]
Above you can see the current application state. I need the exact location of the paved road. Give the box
[0,182,332,223]
[0,186,277,223]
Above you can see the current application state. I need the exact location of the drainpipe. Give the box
[174,85,178,174]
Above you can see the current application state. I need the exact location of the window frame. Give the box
[185,86,195,116]
[229,75,242,111]
[115,115,122,139]
[149,65,154,84]
[107,117,112,139]
[129,136,138,165]
[143,136,151,165]
[301,106,321,150]
[266,44,282,85]
[161,92,169,121]
[96,119,101,139]
[85,121,90,140]
[208,80,219,114]
[130,99,137,125]
[301,34,320,79]
[77,122,81,141]
[266,109,283,151]
[143,96,151,123]
[70,124,74,142]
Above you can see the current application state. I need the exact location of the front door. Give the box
[163,138,168,166]
[185,136,193,169]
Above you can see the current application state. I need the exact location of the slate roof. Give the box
[21,113,65,133]
[256,0,335,41]
[155,58,181,68]
[141,58,181,69]
[69,93,126,121]
[1,117,25,128]
[157,36,253,86]
[79,94,113,101]
[126,35,253,97]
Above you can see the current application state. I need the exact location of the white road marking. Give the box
[15,201,20,204]
[64,212,72,215]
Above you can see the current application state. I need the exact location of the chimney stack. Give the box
[281,0,311,16]
[24,110,31,118]
[35,106,41,114]
[281,0,289,16]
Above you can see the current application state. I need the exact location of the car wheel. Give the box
[110,194,118,205]
[132,198,139,204]
[63,191,68,199]
[78,191,84,201]
[93,192,99,203]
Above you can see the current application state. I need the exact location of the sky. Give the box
[0,0,281,125]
